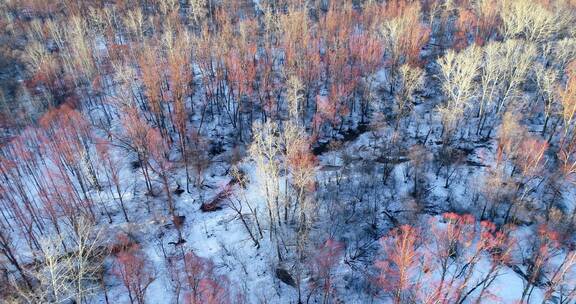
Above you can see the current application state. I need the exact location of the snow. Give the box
[2,5,575,303]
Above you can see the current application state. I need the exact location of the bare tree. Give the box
[534,64,560,137]
[16,217,107,304]
[393,64,424,129]
[112,235,156,304]
[501,0,573,44]
[437,45,482,141]
[248,121,283,259]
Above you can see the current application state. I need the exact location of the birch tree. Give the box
[437,45,482,141]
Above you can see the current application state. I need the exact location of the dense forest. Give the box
[0,0,576,303]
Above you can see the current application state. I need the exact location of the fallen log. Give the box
[200,182,233,212]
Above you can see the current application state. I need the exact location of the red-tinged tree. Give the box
[455,0,501,50]
[192,27,222,134]
[319,3,355,89]
[286,134,317,222]
[379,0,408,20]
[28,121,93,231]
[168,31,193,192]
[183,251,211,302]
[496,111,526,168]
[224,44,257,138]
[515,137,548,179]
[193,278,230,304]
[375,215,519,304]
[121,106,155,194]
[12,128,68,235]
[315,83,353,136]
[95,138,130,222]
[139,43,168,138]
[43,162,96,228]
[140,124,183,240]
[400,17,430,68]
[281,9,321,108]
[360,0,382,30]
[281,8,310,75]
[39,105,99,204]
[281,123,318,303]
[183,251,230,304]
[423,213,474,303]
[519,225,563,303]
[504,136,548,222]
[349,32,384,120]
[310,239,344,304]
[332,83,354,119]
[255,48,278,122]
[36,128,97,227]
[311,113,323,142]
[173,96,192,193]
[288,133,315,247]
[0,144,46,248]
[315,95,337,127]
[473,221,517,303]
[168,38,192,110]
[146,127,176,218]
[241,46,258,123]
[454,9,478,51]
[0,172,42,253]
[34,172,68,243]
[325,43,355,94]
[474,0,501,43]
[316,99,333,138]
[321,3,355,52]
[380,0,431,68]
[496,115,548,222]
[427,213,484,304]
[376,225,422,304]
[300,37,322,101]
[113,237,156,304]
[541,250,576,303]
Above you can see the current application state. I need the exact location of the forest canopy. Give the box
[0,0,576,303]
